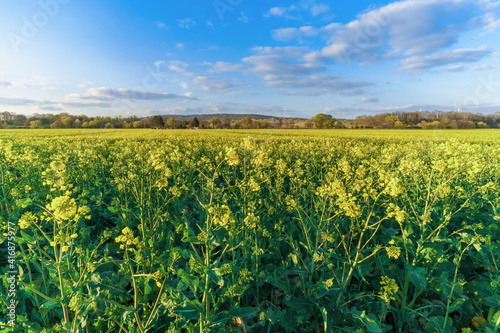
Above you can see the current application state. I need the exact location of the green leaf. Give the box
[122,307,142,323]
[40,300,60,309]
[145,282,153,296]
[351,309,382,333]
[174,308,199,321]
[107,206,117,214]
[320,307,329,333]
[229,307,259,318]
[177,276,199,291]
[408,265,427,290]
[20,230,34,242]
[207,269,224,287]
[449,298,466,312]
[285,297,314,310]
[484,295,500,307]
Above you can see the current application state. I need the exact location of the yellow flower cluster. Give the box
[386,246,401,259]
[46,196,77,221]
[386,203,406,223]
[208,205,233,228]
[244,213,261,230]
[225,147,240,166]
[19,212,38,229]
[115,227,139,250]
[380,276,399,304]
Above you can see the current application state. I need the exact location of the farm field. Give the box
[1,129,499,332]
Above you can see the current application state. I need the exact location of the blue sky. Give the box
[1,0,500,119]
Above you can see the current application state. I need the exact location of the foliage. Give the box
[0,129,499,332]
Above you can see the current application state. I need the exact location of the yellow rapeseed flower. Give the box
[47,196,77,221]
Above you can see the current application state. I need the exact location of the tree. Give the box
[259,120,270,129]
[190,117,200,128]
[61,116,74,128]
[334,121,346,129]
[209,117,222,129]
[311,113,335,129]
[305,119,314,129]
[239,116,253,129]
[1,112,13,124]
[14,114,28,127]
[30,120,43,129]
[394,120,406,129]
[133,120,144,128]
[222,118,232,129]
[150,116,164,129]
[166,117,176,129]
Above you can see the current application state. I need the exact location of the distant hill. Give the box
[158,113,307,121]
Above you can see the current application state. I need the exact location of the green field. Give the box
[1,129,499,332]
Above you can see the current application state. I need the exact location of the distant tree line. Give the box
[352,111,500,129]
[1,110,499,129]
[0,111,293,129]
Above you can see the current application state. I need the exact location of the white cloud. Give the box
[272,26,319,42]
[272,28,298,41]
[0,96,113,110]
[430,65,466,74]
[0,97,42,105]
[266,74,373,96]
[478,0,500,36]
[156,22,167,29]
[176,43,184,49]
[177,18,196,29]
[494,51,500,61]
[311,4,330,16]
[78,81,93,88]
[265,6,293,18]
[264,2,330,19]
[154,60,165,67]
[192,76,234,92]
[206,21,213,27]
[400,46,491,73]
[77,87,198,101]
[242,47,372,95]
[243,46,325,77]
[471,64,500,70]
[164,107,188,114]
[0,76,65,90]
[204,61,246,73]
[308,0,481,65]
[39,105,64,111]
[360,97,379,103]
[167,60,189,73]
[480,13,500,36]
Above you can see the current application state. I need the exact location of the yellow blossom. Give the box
[47,196,77,221]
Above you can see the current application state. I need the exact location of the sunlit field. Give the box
[1,129,499,332]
